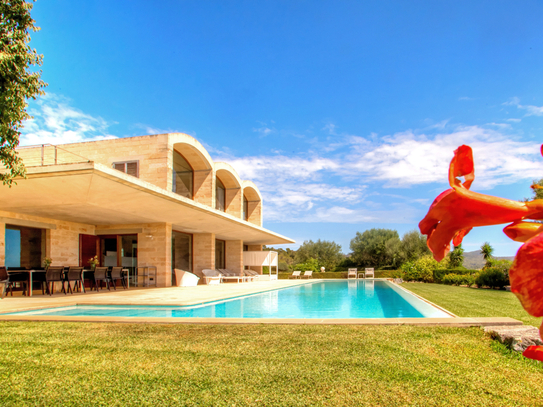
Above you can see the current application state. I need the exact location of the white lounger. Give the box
[201,269,222,285]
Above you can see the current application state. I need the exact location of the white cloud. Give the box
[503,97,543,117]
[20,94,117,146]
[214,123,543,223]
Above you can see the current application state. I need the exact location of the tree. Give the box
[1,0,47,185]
[530,179,543,200]
[399,230,431,263]
[349,228,400,268]
[480,242,494,268]
[294,239,343,271]
[449,244,464,268]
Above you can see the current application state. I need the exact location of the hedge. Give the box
[433,268,478,283]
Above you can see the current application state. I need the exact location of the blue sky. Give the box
[22,0,543,256]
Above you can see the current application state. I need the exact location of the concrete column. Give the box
[137,223,172,287]
[193,233,215,281]
[193,170,213,206]
[0,223,5,265]
[225,240,243,273]
[225,188,242,218]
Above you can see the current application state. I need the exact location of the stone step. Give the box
[484,325,542,352]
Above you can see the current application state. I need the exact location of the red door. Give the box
[79,234,99,268]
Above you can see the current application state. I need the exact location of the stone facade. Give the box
[1,133,281,288]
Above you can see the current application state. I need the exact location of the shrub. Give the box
[433,268,477,283]
[278,262,289,272]
[475,267,509,289]
[293,258,319,273]
[400,255,447,282]
[442,273,475,287]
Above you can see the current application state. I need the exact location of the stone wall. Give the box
[193,233,215,282]
[225,240,243,273]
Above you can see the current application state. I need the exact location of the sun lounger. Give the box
[289,270,301,279]
[202,269,222,285]
[301,270,313,279]
[347,268,357,279]
[218,269,245,283]
[365,268,375,278]
[242,269,260,281]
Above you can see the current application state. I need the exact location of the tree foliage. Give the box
[1,0,47,185]
[350,228,400,268]
[399,230,431,263]
[530,178,543,201]
[449,244,464,268]
[480,242,494,268]
[295,239,343,271]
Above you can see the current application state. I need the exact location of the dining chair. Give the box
[45,266,66,295]
[93,267,111,291]
[65,266,85,294]
[110,267,126,289]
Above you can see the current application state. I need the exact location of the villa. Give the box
[0,133,294,287]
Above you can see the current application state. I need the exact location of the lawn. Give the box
[0,322,542,406]
[403,283,542,327]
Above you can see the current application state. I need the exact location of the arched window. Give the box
[172,150,193,199]
[216,177,225,212]
[243,195,248,221]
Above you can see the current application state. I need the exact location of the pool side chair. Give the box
[301,270,313,279]
[243,269,260,281]
[202,269,222,285]
[289,270,301,279]
[218,269,245,283]
[347,268,357,279]
[365,268,375,279]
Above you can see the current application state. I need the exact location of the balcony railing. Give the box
[17,144,91,167]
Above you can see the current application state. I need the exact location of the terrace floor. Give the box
[0,279,524,327]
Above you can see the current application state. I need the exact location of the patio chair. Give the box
[243,269,260,281]
[301,270,313,279]
[365,268,375,279]
[347,268,357,279]
[201,269,222,285]
[0,266,29,298]
[93,267,112,291]
[217,269,245,283]
[289,270,301,279]
[110,267,126,289]
[45,266,66,295]
[64,266,85,294]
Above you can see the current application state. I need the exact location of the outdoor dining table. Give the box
[6,269,97,296]
[7,269,46,297]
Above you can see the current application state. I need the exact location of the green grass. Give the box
[403,283,542,327]
[0,322,542,406]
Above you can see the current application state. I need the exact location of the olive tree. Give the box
[1,0,47,185]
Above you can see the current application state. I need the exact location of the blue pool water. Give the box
[7,280,452,319]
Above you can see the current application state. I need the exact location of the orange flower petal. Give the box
[523,346,543,362]
[503,222,543,243]
[448,145,475,190]
[453,228,473,246]
[509,231,543,317]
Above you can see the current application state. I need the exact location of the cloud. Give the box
[20,94,117,146]
[214,122,543,223]
[503,97,543,117]
[252,125,274,137]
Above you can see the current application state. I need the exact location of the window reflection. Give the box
[172,150,193,199]
[216,177,225,212]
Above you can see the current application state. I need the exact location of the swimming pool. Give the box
[7,280,452,319]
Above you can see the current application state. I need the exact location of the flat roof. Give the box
[0,162,294,245]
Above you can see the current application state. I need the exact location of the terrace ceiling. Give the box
[0,163,294,245]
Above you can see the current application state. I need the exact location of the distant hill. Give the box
[462,250,515,270]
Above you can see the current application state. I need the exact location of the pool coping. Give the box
[0,279,524,327]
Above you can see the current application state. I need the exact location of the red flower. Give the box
[523,345,543,362]
[419,145,542,261]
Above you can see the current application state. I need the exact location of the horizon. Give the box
[21,0,543,257]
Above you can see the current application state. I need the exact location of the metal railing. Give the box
[17,144,91,167]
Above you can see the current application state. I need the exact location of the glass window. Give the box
[243,195,248,221]
[216,177,225,212]
[172,231,192,285]
[172,150,193,199]
[113,161,139,177]
[5,225,43,269]
[215,239,225,269]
